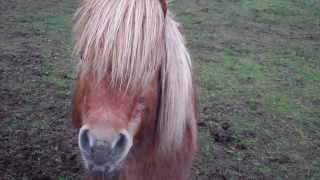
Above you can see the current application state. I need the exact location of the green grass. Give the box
[171,0,320,179]
[0,0,74,88]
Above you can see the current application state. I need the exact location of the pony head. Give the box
[72,0,195,177]
[73,74,160,175]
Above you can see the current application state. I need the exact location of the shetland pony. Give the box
[71,0,197,179]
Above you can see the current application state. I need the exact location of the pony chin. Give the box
[82,156,122,176]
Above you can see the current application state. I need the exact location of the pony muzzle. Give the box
[78,125,133,173]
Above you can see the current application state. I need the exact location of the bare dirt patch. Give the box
[0,44,82,179]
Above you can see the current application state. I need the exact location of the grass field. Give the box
[0,0,319,179]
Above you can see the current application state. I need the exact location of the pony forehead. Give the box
[73,0,166,90]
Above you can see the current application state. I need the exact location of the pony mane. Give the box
[73,0,165,89]
[73,0,194,151]
[158,15,194,151]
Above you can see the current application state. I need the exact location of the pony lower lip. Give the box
[86,155,122,172]
[88,164,116,175]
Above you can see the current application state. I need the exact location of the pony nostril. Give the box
[79,128,93,153]
[112,133,127,151]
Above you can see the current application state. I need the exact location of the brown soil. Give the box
[0,44,82,179]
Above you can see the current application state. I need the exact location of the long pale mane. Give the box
[73,0,194,151]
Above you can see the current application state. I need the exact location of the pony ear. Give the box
[159,0,167,15]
